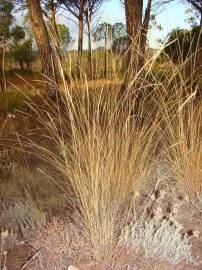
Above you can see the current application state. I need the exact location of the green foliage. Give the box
[9,25,33,72]
[93,22,126,49]
[11,25,26,43]
[112,22,126,40]
[57,23,73,50]
[164,26,202,63]
[0,0,14,40]
[10,39,33,71]
[112,36,128,53]
[93,22,113,43]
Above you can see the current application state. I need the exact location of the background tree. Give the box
[11,25,26,43]
[164,28,191,62]
[112,22,127,41]
[0,0,14,92]
[112,36,128,53]
[42,0,64,60]
[93,22,113,77]
[85,0,104,79]
[10,25,33,71]
[61,0,104,71]
[42,0,61,36]
[111,22,127,53]
[93,22,126,77]
[26,0,57,97]
[61,0,85,67]
[164,26,202,66]
[57,23,74,51]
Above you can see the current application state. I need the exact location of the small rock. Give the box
[68,265,81,270]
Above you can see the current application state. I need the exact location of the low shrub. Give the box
[120,217,193,265]
[0,201,46,237]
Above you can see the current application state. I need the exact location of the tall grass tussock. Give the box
[1,41,201,269]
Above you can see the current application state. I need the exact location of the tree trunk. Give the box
[28,42,32,72]
[78,17,84,64]
[19,61,24,71]
[50,6,59,40]
[86,10,93,80]
[0,46,3,92]
[49,3,63,62]
[26,0,56,98]
[104,35,108,78]
[1,37,7,93]
[77,0,84,71]
[139,0,152,68]
[124,0,143,82]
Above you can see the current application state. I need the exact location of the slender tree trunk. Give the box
[77,0,84,71]
[9,53,12,71]
[124,0,143,83]
[26,0,57,98]
[193,9,202,74]
[78,17,84,64]
[139,0,152,68]
[28,42,32,72]
[104,35,108,78]
[86,9,93,79]
[0,70,3,92]
[1,37,7,93]
[0,46,3,92]
[49,4,63,62]
[50,6,59,40]
[19,61,24,71]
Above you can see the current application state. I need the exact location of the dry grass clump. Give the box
[162,90,202,198]
[25,75,161,262]
[19,51,202,267]
[147,56,202,200]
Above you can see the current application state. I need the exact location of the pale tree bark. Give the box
[26,0,57,98]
